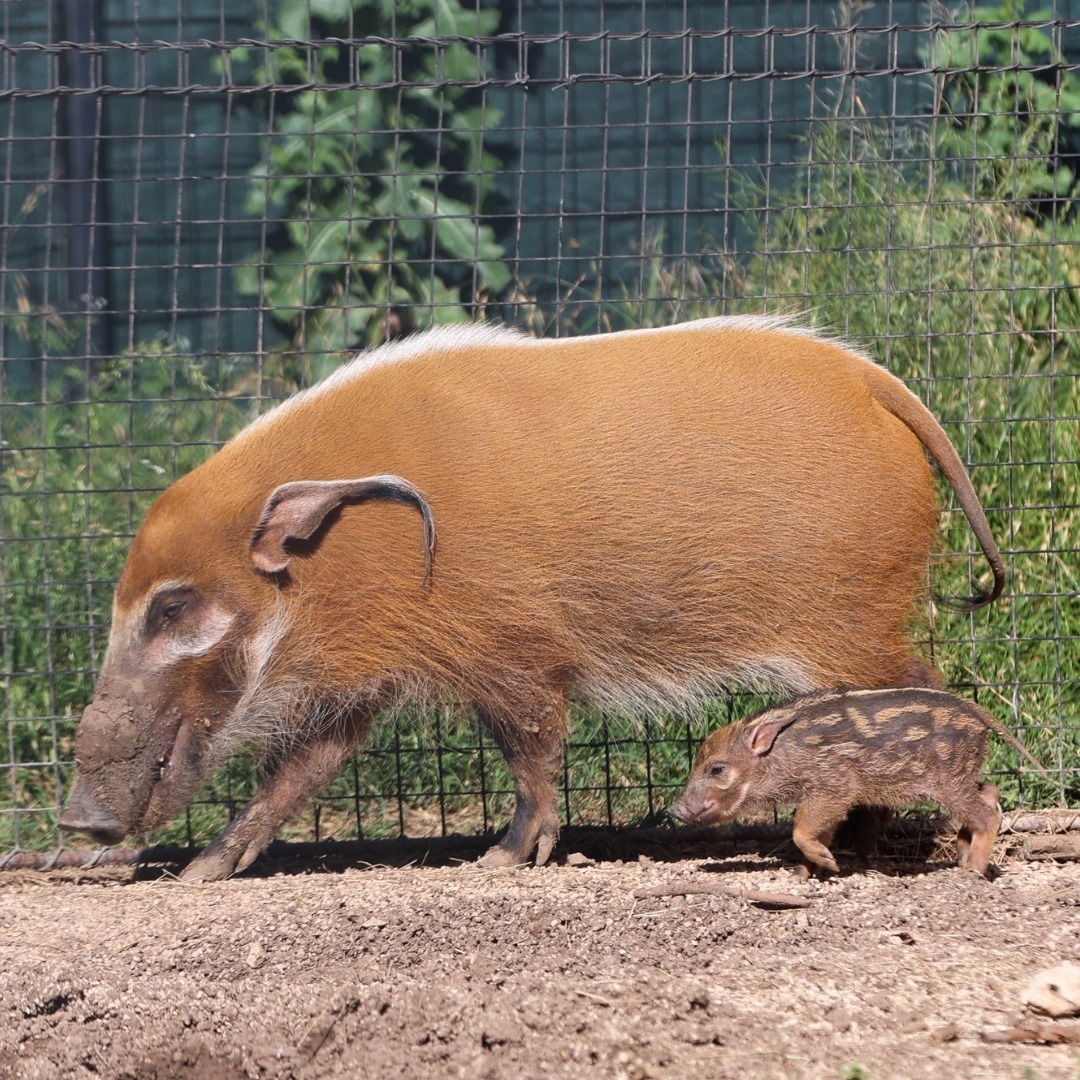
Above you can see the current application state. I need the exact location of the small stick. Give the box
[633,882,811,908]
[981,1022,1080,1046]
[574,989,617,1006]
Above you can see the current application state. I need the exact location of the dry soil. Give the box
[1,828,1079,1080]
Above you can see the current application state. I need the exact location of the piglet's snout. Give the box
[669,786,721,825]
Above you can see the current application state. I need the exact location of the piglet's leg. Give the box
[181,720,368,882]
[953,783,1001,878]
[836,805,893,863]
[791,799,848,878]
[476,694,567,868]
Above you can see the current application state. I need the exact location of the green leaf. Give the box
[310,0,357,23]
[236,0,510,351]
[277,4,311,41]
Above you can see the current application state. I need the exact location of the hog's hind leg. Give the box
[476,692,567,868]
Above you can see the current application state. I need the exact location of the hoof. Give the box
[179,838,262,882]
[534,831,556,867]
[477,823,558,869]
[179,852,238,882]
[477,845,529,868]
[795,859,838,881]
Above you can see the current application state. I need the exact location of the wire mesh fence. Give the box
[1,0,1077,860]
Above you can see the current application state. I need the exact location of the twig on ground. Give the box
[632,882,811,908]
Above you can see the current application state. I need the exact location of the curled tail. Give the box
[866,368,1006,611]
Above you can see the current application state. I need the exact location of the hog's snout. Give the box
[669,786,722,826]
[59,782,127,846]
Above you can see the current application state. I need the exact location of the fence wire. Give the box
[1,0,1077,858]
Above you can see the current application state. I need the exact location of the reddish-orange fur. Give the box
[60,319,1004,879]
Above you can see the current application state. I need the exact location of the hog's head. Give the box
[59,469,435,846]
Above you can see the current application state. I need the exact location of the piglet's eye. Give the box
[707,762,726,778]
[162,600,187,621]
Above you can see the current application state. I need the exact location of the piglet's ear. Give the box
[745,718,789,757]
[250,475,436,583]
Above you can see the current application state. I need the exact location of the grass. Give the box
[1,346,259,850]
[724,122,1080,811]
[840,1065,872,1080]
[2,113,1078,854]
[517,116,1079,813]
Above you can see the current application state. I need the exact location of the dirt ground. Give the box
[2,825,1079,1080]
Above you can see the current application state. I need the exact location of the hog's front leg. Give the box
[476,694,567,868]
[180,722,367,882]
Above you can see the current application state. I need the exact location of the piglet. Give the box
[671,687,1047,878]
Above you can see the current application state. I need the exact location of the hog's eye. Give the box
[706,762,726,779]
[161,600,187,622]
[149,588,197,634]
[142,586,231,659]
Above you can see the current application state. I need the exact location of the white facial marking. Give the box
[121,581,236,670]
[163,603,233,662]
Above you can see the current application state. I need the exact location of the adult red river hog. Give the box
[59,318,1005,880]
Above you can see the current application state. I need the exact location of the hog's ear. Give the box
[250,475,436,582]
[745,718,789,757]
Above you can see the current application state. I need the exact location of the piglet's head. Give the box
[668,716,789,827]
